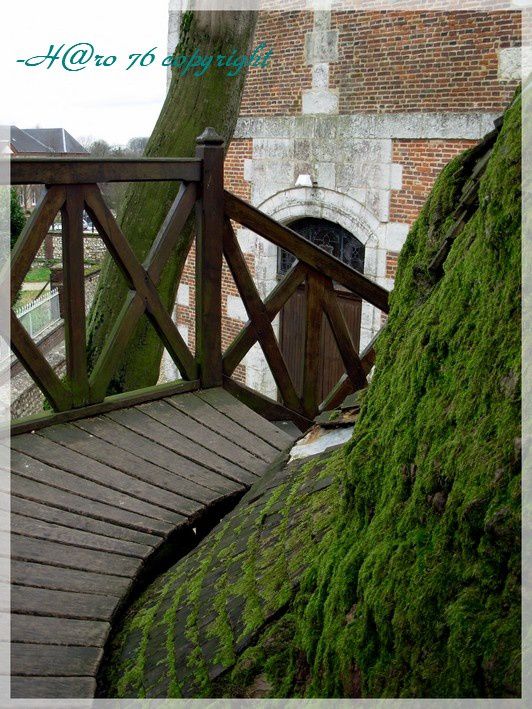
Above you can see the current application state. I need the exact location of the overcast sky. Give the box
[2,0,169,146]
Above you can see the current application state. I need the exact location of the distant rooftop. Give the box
[9,126,87,154]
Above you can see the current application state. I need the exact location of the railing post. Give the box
[195,127,225,388]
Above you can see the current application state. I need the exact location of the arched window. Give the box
[278,217,365,276]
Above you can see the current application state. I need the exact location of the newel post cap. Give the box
[196,127,224,146]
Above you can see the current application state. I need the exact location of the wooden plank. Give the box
[11,561,130,597]
[10,514,153,559]
[138,399,264,475]
[10,496,159,546]
[10,311,72,412]
[11,448,186,525]
[32,427,203,517]
[7,185,66,302]
[195,388,295,451]
[223,261,307,376]
[11,615,109,647]
[61,186,89,406]
[106,407,256,487]
[320,277,367,392]
[74,415,230,500]
[11,535,139,577]
[11,676,96,698]
[195,130,225,387]
[224,190,390,313]
[10,378,200,436]
[84,186,197,382]
[319,330,380,411]
[10,473,172,537]
[302,273,324,418]
[10,157,202,184]
[166,393,281,461]
[11,585,119,620]
[12,643,103,677]
[223,220,304,415]
[223,376,310,433]
[144,181,197,281]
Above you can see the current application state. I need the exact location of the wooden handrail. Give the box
[10,157,202,184]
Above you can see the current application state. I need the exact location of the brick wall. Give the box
[240,11,314,116]
[330,12,520,114]
[224,139,252,200]
[390,139,478,224]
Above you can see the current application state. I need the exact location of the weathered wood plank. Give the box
[11,449,185,525]
[195,388,295,451]
[8,185,66,302]
[223,376,310,433]
[11,535,139,577]
[195,131,225,387]
[302,273,324,418]
[61,186,89,406]
[11,585,119,620]
[138,399,264,476]
[223,261,307,376]
[12,643,103,677]
[106,407,256,486]
[10,514,153,559]
[11,676,96,699]
[10,157,201,184]
[224,190,390,313]
[320,277,367,392]
[166,393,282,461]
[11,615,109,647]
[11,561,130,597]
[17,430,198,518]
[223,220,304,414]
[74,416,227,500]
[11,474,172,537]
[10,497,159,546]
[10,311,72,412]
[10,378,200,437]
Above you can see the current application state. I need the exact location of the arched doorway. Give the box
[278,217,365,403]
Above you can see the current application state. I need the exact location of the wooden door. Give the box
[279,285,362,404]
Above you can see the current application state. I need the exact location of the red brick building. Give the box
[164,6,521,399]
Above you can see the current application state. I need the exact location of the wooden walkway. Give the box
[9,388,296,699]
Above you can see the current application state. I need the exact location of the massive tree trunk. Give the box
[87,10,257,393]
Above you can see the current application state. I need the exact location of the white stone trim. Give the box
[226,294,248,322]
[235,113,501,141]
[176,283,189,307]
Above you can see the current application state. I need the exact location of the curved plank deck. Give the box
[10,388,296,699]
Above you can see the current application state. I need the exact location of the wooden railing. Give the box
[7,128,389,434]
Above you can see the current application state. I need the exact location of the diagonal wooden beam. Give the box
[7,186,66,303]
[222,219,304,416]
[10,311,71,412]
[144,181,197,281]
[320,275,367,392]
[224,190,390,313]
[84,186,197,393]
[223,261,306,376]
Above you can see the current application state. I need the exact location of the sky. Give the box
[2,0,170,146]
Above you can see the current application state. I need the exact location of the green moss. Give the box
[102,91,521,699]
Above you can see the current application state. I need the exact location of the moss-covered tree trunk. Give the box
[87,10,257,393]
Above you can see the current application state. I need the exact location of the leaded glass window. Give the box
[278,217,365,276]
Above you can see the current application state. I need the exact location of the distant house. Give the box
[8,126,87,210]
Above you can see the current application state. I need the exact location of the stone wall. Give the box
[37,232,107,263]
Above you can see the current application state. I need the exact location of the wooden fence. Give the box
[6,128,389,434]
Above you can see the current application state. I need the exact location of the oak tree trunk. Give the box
[87,10,257,393]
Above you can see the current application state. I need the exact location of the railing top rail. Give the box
[10,157,202,184]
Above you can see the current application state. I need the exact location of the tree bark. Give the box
[87,10,257,394]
